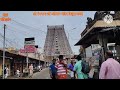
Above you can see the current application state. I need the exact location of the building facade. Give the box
[44,25,73,62]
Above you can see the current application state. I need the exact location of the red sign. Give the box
[24,45,36,53]
[20,45,36,53]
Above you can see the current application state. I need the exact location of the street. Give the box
[7,67,70,79]
[29,68,70,79]
[31,68,51,79]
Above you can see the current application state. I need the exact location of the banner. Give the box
[24,45,36,53]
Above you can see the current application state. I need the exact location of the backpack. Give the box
[81,61,90,74]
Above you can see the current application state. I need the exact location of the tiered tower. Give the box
[44,25,73,62]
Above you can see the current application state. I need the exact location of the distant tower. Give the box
[44,25,73,62]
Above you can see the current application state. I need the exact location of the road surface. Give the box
[7,68,70,79]
[31,68,51,79]
[31,68,71,79]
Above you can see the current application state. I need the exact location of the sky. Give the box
[0,11,96,54]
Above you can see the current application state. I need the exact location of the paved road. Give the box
[31,68,51,79]
[31,68,71,79]
[7,68,70,79]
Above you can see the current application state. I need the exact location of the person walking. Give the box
[99,51,120,79]
[4,66,7,79]
[29,64,34,78]
[5,65,9,78]
[16,68,20,78]
[38,65,41,72]
[68,61,74,79]
[55,55,67,79]
[73,55,84,79]
[49,59,57,79]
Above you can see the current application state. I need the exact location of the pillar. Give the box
[98,33,108,63]
[81,45,86,59]
[22,59,23,73]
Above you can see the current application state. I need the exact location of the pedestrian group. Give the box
[49,51,120,79]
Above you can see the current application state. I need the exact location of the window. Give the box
[56,46,58,48]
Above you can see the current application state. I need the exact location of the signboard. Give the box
[24,45,36,53]
[24,41,35,45]
[25,37,35,41]
[24,37,35,45]
[20,46,37,53]
[23,37,36,53]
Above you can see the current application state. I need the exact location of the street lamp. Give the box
[66,27,77,61]
[67,28,76,42]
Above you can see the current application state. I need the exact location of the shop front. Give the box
[0,58,11,76]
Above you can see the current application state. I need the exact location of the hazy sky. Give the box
[0,11,96,54]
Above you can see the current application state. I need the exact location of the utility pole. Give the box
[26,52,29,69]
[25,46,29,71]
[67,28,76,62]
[39,53,41,66]
[3,24,6,79]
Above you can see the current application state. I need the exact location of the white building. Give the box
[91,43,116,56]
